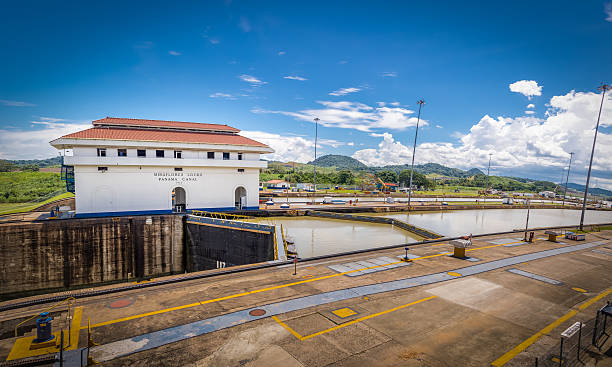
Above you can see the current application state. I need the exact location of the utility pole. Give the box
[313,117,319,193]
[580,83,609,231]
[408,99,425,208]
[485,153,493,194]
[562,152,574,207]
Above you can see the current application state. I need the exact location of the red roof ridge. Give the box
[92,117,239,133]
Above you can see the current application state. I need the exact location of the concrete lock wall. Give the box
[0,215,183,297]
[185,216,275,271]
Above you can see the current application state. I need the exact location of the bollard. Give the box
[577,322,582,362]
[34,312,54,343]
[293,256,297,276]
[558,337,563,367]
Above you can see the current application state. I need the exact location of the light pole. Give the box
[524,199,531,242]
[485,153,493,195]
[579,83,609,231]
[313,117,319,193]
[562,152,574,207]
[408,99,425,208]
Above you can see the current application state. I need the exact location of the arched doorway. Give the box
[235,187,247,210]
[172,187,186,213]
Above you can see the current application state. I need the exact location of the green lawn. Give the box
[0,192,74,215]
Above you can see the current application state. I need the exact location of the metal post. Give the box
[408,99,425,209]
[485,153,492,194]
[404,247,409,261]
[60,330,64,367]
[293,256,297,276]
[558,337,563,367]
[313,117,319,193]
[577,322,582,362]
[580,84,609,230]
[562,153,574,207]
[535,357,538,367]
[524,199,531,241]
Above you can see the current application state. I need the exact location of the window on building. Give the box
[97,148,106,157]
[223,152,230,160]
[174,150,182,159]
[137,149,146,157]
[207,151,215,159]
[237,169,245,173]
[174,167,183,171]
[98,167,108,172]
[117,149,127,157]
[156,150,165,158]
[238,153,243,160]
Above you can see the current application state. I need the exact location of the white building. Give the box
[50,117,273,217]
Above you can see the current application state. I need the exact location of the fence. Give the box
[533,300,612,366]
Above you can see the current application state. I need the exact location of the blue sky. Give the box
[1,1,612,188]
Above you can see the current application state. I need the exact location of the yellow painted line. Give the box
[572,287,587,293]
[490,286,612,366]
[447,272,462,277]
[271,316,304,339]
[82,238,551,330]
[300,296,437,340]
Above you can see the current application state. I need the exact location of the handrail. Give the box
[189,210,250,220]
[14,296,75,337]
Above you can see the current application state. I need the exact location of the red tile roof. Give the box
[59,128,270,148]
[92,117,240,133]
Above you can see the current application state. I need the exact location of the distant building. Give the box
[264,180,291,189]
[50,117,273,217]
[539,191,556,198]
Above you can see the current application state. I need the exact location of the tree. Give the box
[336,170,355,185]
[376,171,398,183]
[0,160,15,172]
[399,170,431,189]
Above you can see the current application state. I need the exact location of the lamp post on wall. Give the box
[579,83,609,231]
[562,152,574,207]
[408,99,425,208]
[313,117,319,193]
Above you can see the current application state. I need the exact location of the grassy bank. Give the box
[0,192,74,215]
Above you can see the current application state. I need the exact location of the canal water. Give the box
[373,209,612,237]
[251,209,612,258]
[249,216,420,258]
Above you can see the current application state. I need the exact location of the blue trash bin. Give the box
[34,312,54,343]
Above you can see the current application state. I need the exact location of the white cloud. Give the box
[352,133,413,166]
[390,102,401,107]
[348,142,355,146]
[238,16,251,32]
[0,118,90,159]
[435,125,443,129]
[329,87,361,96]
[525,110,535,115]
[252,100,427,132]
[168,50,181,56]
[0,99,35,107]
[352,90,612,189]
[209,92,236,100]
[605,2,612,21]
[278,51,286,56]
[338,60,348,64]
[526,103,535,109]
[239,74,267,86]
[240,131,345,163]
[509,80,543,99]
[381,72,397,77]
[283,75,307,81]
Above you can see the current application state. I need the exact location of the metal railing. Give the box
[532,300,611,366]
[189,210,250,220]
[14,297,75,337]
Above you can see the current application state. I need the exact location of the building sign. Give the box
[153,172,203,182]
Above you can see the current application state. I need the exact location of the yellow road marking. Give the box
[490,287,612,366]
[572,287,587,293]
[447,272,462,277]
[81,238,549,330]
[273,296,437,341]
[331,308,358,318]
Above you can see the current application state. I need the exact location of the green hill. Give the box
[308,154,368,169]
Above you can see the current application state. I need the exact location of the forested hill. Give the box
[376,162,484,178]
[308,155,368,169]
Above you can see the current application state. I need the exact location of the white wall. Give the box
[74,165,260,214]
